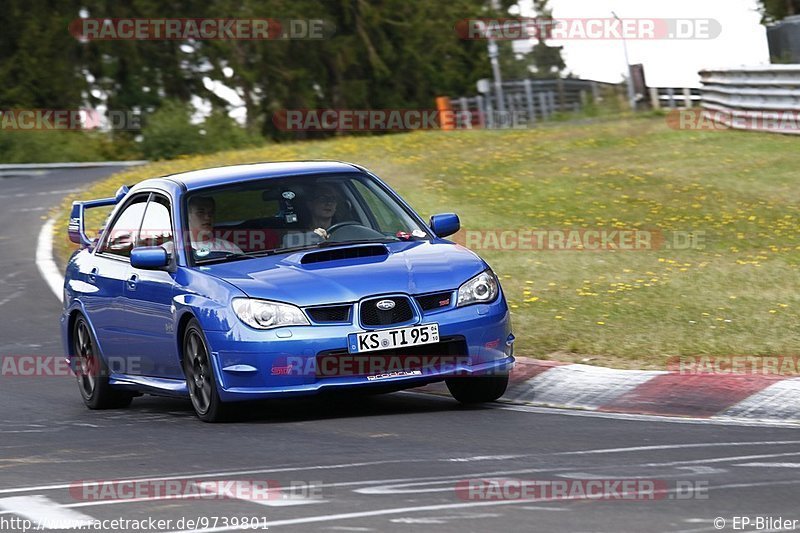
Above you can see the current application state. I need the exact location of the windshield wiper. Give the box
[317,238,397,248]
[244,244,323,257]
[194,251,252,265]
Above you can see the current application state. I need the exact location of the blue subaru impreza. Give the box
[62,161,514,421]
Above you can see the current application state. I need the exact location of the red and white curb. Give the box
[428,358,800,425]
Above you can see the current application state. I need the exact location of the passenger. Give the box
[186,196,243,256]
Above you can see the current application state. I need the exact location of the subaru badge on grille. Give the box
[376,299,396,311]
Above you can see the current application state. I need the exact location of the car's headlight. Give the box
[457,269,499,307]
[232,298,310,329]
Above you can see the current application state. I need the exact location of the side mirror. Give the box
[130,246,170,270]
[429,213,460,238]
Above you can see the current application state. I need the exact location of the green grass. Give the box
[53,116,800,369]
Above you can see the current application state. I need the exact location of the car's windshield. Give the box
[184,172,429,264]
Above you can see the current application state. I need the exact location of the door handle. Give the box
[88,268,98,283]
[126,274,139,291]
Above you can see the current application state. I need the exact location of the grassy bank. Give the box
[53,116,800,368]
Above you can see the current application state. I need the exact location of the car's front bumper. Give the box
[205,296,514,402]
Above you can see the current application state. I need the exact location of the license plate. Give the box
[348,323,440,354]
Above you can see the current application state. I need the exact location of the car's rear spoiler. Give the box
[68,185,130,248]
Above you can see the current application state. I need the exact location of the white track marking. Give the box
[0,290,22,308]
[0,495,94,529]
[188,481,326,507]
[0,459,429,496]
[496,402,800,428]
[35,219,64,302]
[555,440,800,455]
[401,390,800,427]
[0,189,80,200]
[556,465,728,480]
[11,207,47,212]
[2,449,799,517]
[734,462,800,468]
[2,442,798,498]
[389,512,505,524]
[163,479,800,533]
[446,455,527,462]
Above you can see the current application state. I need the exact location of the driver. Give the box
[305,183,339,234]
[282,183,343,247]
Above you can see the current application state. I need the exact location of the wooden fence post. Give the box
[649,87,661,110]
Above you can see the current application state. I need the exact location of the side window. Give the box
[137,195,173,250]
[97,194,148,258]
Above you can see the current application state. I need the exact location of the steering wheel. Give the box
[326,220,361,234]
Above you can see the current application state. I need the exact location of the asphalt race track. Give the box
[0,168,799,533]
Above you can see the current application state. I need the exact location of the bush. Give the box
[0,130,140,163]
[199,110,261,153]
[140,101,261,160]
[140,101,205,160]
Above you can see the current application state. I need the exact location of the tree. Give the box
[759,0,800,22]
[496,0,567,80]
[1,0,503,148]
[0,0,86,108]
[527,0,565,78]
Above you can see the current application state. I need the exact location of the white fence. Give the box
[450,78,616,128]
[648,87,701,109]
[700,66,800,134]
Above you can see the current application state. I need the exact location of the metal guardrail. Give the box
[699,66,800,134]
[0,160,149,178]
[0,161,148,170]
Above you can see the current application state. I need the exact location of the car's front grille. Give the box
[306,305,352,323]
[360,296,414,327]
[415,291,453,312]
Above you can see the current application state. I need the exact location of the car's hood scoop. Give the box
[300,244,388,265]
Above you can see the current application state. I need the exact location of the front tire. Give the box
[446,373,509,404]
[72,315,133,409]
[183,319,230,422]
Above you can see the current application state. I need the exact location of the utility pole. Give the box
[487,0,506,115]
[487,38,506,115]
[612,11,636,111]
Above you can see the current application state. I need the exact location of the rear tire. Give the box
[72,315,134,410]
[446,373,509,404]
[183,319,230,423]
